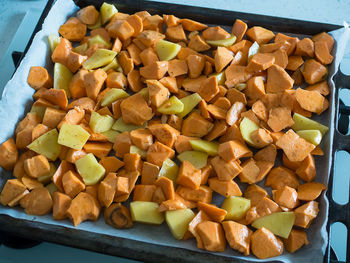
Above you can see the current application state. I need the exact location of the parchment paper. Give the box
[0,0,349,262]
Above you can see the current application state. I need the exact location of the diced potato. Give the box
[54,63,72,99]
[235,83,247,91]
[189,139,219,156]
[48,35,60,53]
[130,145,147,159]
[100,2,118,24]
[101,129,120,143]
[248,41,260,62]
[90,111,115,133]
[30,105,46,121]
[82,49,117,70]
[88,35,111,49]
[102,58,122,72]
[209,71,226,85]
[165,209,195,240]
[206,34,237,47]
[58,124,90,150]
[46,182,58,196]
[156,39,181,61]
[177,93,202,118]
[27,129,61,161]
[159,158,179,183]
[130,201,164,225]
[73,43,88,54]
[292,113,329,135]
[239,117,260,147]
[177,151,208,169]
[252,212,295,239]
[137,88,149,101]
[87,15,102,30]
[157,96,184,114]
[101,88,129,107]
[37,163,57,185]
[297,130,322,146]
[75,153,106,185]
[221,196,251,221]
[112,117,146,132]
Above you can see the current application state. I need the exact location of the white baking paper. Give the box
[0,0,349,262]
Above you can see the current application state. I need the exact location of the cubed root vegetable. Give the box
[0,4,334,260]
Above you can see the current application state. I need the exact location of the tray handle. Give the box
[326,70,350,263]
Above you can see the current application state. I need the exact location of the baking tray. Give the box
[0,0,349,262]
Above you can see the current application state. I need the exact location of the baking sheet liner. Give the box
[0,0,349,262]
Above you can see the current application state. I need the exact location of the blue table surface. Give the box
[0,0,349,262]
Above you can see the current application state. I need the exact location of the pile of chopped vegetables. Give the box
[0,2,334,259]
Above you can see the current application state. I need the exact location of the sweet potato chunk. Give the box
[84,69,107,101]
[140,61,168,80]
[77,5,99,25]
[0,179,27,206]
[297,182,326,201]
[166,24,187,42]
[211,156,242,181]
[251,227,283,259]
[246,26,275,44]
[24,155,50,178]
[218,140,251,162]
[197,202,227,222]
[273,185,299,209]
[20,187,53,216]
[120,94,153,126]
[104,203,133,229]
[176,160,201,190]
[52,191,72,220]
[147,80,170,107]
[112,132,131,158]
[62,170,85,199]
[283,229,309,253]
[250,129,273,148]
[296,154,316,182]
[295,88,325,114]
[155,176,175,200]
[27,66,53,90]
[267,107,294,132]
[208,177,242,197]
[315,40,334,65]
[108,20,134,41]
[188,35,211,52]
[182,112,213,137]
[133,185,156,202]
[98,173,117,207]
[266,64,294,93]
[295,38,314,57]
[0,138,18,171]
[301,59,327,85]
[225,65,253,88]
[146,141,175,167]
[59,17,86,42]
[265,166,300,190]
[176,185,212,203]
[294,201,319,228]
[231,19,248,42]
[222,221,252,255]
[246,53,275,73]
[67,192,100,226]
[276,129,315,162]
[198,76,219,102]
[244,184,269,207]
[196,221,226,252]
